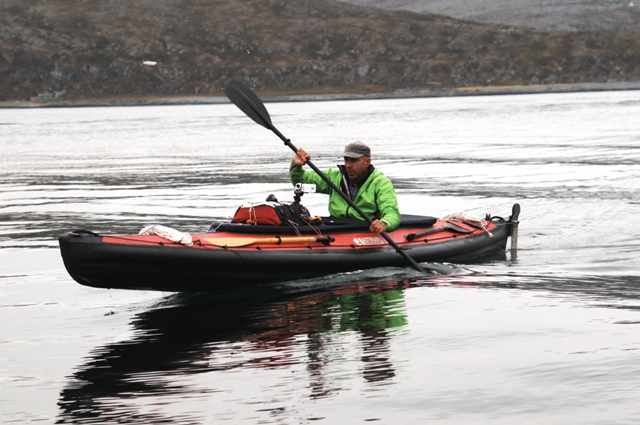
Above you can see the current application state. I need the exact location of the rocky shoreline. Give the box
[2,81,639,109]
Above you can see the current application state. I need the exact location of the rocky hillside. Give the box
[1,0,640,102]
[339,0,640,32]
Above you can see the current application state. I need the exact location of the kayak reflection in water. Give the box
[290,141,401,234]
[57,281,411,423]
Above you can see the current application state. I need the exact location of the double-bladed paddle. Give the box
[224,80,426,273]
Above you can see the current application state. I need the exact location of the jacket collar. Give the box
[337,164,375,186]
[337,164,375,199]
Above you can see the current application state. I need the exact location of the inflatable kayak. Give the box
[58,204,520,292]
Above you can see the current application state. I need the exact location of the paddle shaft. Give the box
[206,236,333,248]
[224,82,425,272]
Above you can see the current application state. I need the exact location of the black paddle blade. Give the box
[224,80,272,129]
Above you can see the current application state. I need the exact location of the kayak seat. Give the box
[207,214,437,235]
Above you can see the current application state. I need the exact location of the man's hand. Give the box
[370,219,387,234]
[292,148,310,166]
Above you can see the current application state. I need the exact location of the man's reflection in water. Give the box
[58,279,414,424]
[353,291,407,383]
[361,330,395,383]
[339,290,406,384]
[301,289,407,398]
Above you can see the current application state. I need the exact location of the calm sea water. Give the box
[1,90,639,424]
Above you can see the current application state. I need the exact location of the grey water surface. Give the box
[1,90,639,424]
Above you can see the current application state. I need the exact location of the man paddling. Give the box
[290,141,401,234]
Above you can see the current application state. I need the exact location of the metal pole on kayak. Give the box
[509,203,521,255]
[224,80,426,273]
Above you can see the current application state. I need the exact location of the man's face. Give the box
[344,156,371,182]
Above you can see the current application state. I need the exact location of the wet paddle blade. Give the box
[224,80,272,129]
[404,222,473,241]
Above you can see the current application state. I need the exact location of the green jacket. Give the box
[290,162,401,231]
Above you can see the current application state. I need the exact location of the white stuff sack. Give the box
[441,212,492,237]
[139,224,193,246]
